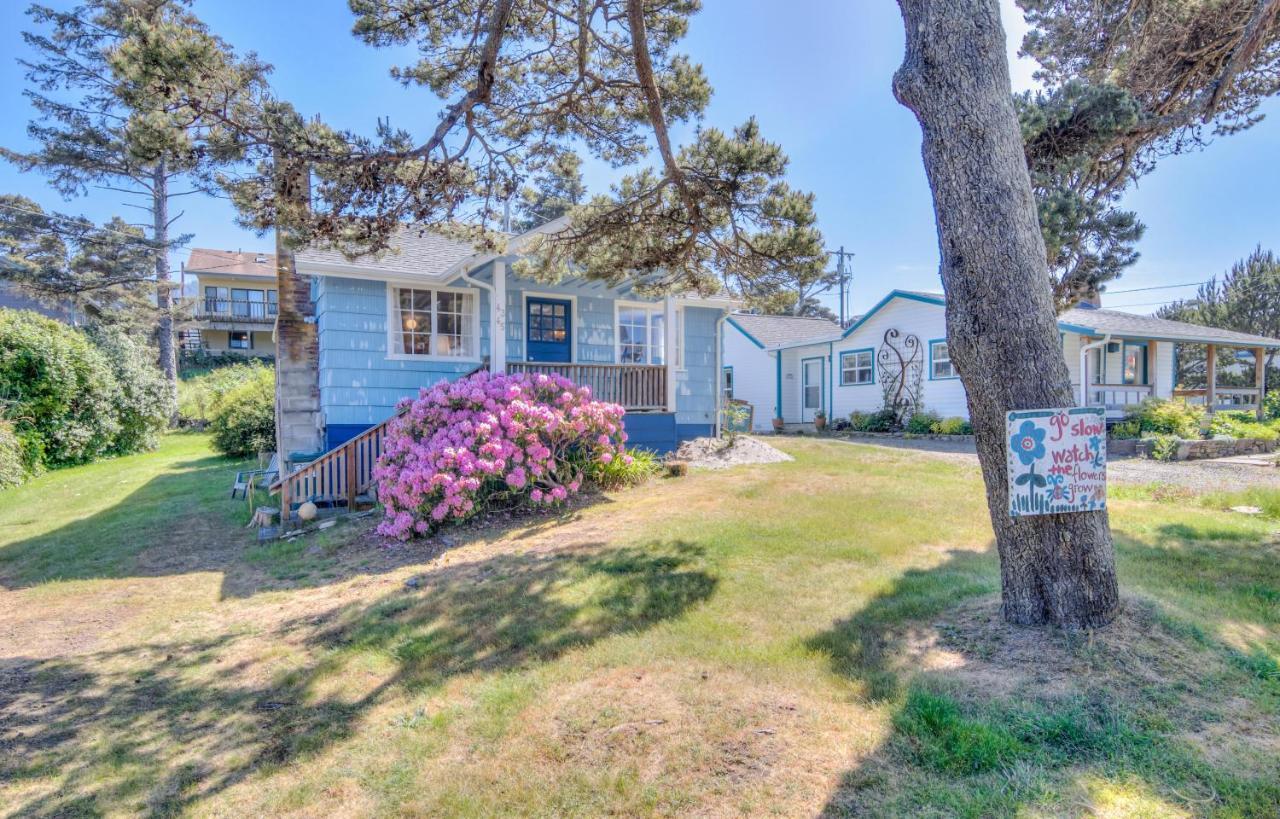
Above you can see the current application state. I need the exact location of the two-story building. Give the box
[182,249,278,358]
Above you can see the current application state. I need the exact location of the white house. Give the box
[725,289,1280,428]
[723,313,840,431]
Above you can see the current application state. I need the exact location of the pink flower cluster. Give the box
[374,370,628,539]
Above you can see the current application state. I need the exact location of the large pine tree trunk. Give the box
[152,161,177,413]
[893,0,1120,628]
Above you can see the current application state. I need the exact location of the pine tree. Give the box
[4,1,268,401]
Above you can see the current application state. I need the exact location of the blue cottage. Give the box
[291,220,735,458]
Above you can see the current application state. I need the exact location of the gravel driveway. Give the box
[825,434,1280,493]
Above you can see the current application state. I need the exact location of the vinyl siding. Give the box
[723,322,776,431]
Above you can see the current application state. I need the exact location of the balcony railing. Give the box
[506,361,667,411]
[183,298,277,323]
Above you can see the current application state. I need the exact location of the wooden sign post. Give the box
[1006,407,1106,518]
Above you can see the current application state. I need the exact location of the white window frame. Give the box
[840,348,874,386]
[520,291,580,363]
[385,282,482,362]
[930,340,957,380]
[614,300,666,366]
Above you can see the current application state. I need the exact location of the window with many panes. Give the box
[528,300,568,343]
[930,340,956,379]
[722,366,734,399]
[390,287,477,358]
[616,304,665,365]
[841,349,873,385]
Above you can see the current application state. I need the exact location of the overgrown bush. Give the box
[850,408,898,433]
[374,371,627,539]
[90,326,173,455]
[930,416,973,436]
[1109,419,1141,440]
[179,361,272,425]
[1208,411,1280,441]
[1264,389,1280,421]
[207,366,276,458]
[905,410,941,435]
[591,446,661,489]
[0,420,30,489]
[0,309,121,466]
[1128,398,1204,440]
[1146,433,1181,462]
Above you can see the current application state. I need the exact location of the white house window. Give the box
[841,349,873,385]
[617,304,665,365]
[722,366,734,399]
[390,286,477,358]
[229,330,252,350]
[931,340,956,379]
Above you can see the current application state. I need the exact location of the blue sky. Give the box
[2,0,1277,316]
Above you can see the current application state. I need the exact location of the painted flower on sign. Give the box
[1009,420,1046,466]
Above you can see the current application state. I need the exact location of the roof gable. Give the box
[728,313,840,348]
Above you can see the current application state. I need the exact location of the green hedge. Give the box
[207,365,276,457]
[178,361,272,426]
[0,310,174,484]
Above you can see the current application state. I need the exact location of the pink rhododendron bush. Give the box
[374,371,630,539]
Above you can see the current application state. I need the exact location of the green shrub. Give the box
[1109,419,1141,440]
[208,366,276,457]
[178,361,273,426]
[850,408,898,433]
[0,309,121,466]
[930,416,972,436]
[1208,411,1280,441]
[1130,398,1204,439]
[589,447,661,489]
[0,420,30,489]
[1145,433,1181,462]
[1264,389,1280,421]
[89,326,173,455]
[905,410,941,435]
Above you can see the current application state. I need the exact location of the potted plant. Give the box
[772,416,785,432]
[814,410,827,431]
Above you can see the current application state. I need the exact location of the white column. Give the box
[491,260,507,373]
[664,296,676,413]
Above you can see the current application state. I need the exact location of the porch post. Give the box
[1256,346,1267,420]
[1206,344,1218,413]
[491,260,507,374]
[663,296,676,412]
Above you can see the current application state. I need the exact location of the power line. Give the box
[0,201,165,249]
[1106,280,1209,295]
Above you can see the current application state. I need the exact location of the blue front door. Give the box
[526,297,572,362]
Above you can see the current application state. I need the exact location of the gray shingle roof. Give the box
[294,225,481,278]
[729,313,841,347]
[1059,307,1280,348]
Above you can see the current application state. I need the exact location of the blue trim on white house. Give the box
[928,338,959,380]
[800,355,825,420]
[839,347,876,386]
[838,290,947,340]
[828,342,835,420]
[726,316,766,349]
[774,350,782,420]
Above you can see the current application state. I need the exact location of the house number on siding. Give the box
[1006,407,1107,518]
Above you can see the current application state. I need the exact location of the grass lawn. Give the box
[1,433,1278,817]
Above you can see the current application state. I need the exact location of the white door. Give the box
[801,358,823,422]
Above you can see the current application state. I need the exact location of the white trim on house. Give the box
[384,281,483,363]
[613,299,669,366]
[521,290,580,363]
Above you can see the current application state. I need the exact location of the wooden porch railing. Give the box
[1173,387,1261,412]
[272,413,398,520]
[1089,383,1153,409]
[506,361,667,410]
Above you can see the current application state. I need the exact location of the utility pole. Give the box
[829,246,856,326]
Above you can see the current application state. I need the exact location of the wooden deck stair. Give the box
[270,409,402,523]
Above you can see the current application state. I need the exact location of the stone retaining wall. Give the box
[1108,436,1276,460]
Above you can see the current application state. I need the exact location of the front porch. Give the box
[506,361,668,411]
[1077,336,1267,418]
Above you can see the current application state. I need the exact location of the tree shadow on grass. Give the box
[808,536,1280,817]
[0,539,717,816]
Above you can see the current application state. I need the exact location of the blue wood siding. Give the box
[675,306,720,427]
[314,276,487,426]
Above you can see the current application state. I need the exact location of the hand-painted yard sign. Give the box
[1006,407,1106,518]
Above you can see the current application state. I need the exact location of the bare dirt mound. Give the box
[672,436,794,469]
